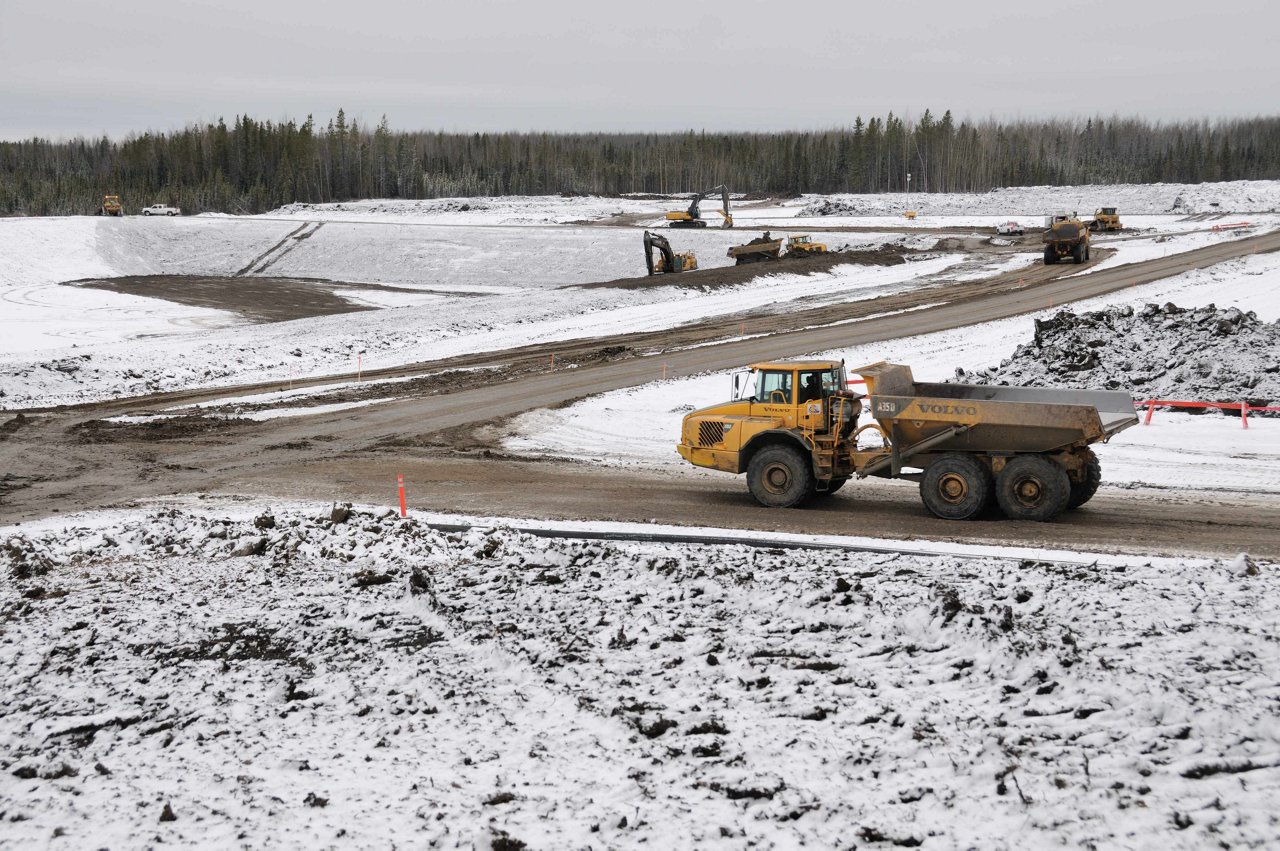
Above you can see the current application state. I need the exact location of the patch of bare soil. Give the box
[72,414,255,443]
[577,246,908,291]
[65,275,421,323]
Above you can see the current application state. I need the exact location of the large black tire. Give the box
[143,210,151,216]
[919,453,992,521]
[996,455,1071,522]
[1071,242,1084,264]
[1043,247,1056,265]
[747,445,814,508]
[1067,448,1102,510]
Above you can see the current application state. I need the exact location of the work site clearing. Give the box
[3,181,1280,849]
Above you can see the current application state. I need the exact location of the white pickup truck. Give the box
[141,203,181,217]
[995,221,1025,235]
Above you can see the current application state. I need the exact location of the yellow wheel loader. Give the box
[676,360,1136,521]
[666,185,733,229]
[643,230,697,275]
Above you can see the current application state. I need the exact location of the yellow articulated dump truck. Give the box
[676,360,1138,522]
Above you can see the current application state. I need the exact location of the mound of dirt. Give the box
[800,199,861,217]
[579,245,907,291]
[954,303,1280,412]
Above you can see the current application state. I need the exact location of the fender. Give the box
[738,429,813,474]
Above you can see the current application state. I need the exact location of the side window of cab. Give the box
[756,370,793,405]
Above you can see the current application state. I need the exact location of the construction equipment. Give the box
[904,210,918,220]
[98,195,123,217]
[727,232,784,264]
[1042,211,1090,264]
[643,230,698,275]
[1089,207,1121,232]
[786,234,827,256]
[666,185,733,229]
[676,360,1137,522]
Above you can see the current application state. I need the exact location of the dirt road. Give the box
[4,229,1279,557]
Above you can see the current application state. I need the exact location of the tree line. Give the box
[3,109,1279,216]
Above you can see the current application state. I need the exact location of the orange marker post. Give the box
[1241,402,1249,430]
[357,354,363,382]
[397,474,407,517]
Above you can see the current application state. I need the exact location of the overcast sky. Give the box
[1,0,1275,140]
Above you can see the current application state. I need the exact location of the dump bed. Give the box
[857,362,1137,454]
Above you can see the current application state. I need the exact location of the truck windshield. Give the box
[754,370,793,404]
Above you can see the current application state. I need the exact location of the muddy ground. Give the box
[67,275,429,322]
[6,230,1280,559]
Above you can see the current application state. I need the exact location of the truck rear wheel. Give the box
[747,445,814,508]
[919,453,992,521]
[1072,243,1084,264]
[1067,448,1102,509]
[1043,247,1056,265]
[996,455,1070,521]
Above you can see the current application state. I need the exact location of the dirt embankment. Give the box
[577,246,909,291]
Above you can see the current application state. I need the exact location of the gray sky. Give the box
[1,0,1275,140]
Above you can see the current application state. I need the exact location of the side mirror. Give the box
[732,373,741,398]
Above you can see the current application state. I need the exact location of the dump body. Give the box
[859,363,1137,455]
[727,233,784,264]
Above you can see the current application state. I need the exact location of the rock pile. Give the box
[954,303,1280,412]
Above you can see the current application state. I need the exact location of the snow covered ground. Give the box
[3,185,1278,408]
[507,250,1280,496]
[3,503,1277,849]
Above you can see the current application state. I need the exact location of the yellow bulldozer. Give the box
[676,360,1137,521]
[643,230,697,275]
[666,185,733,229]
[98,194,123,216]
[1089,207,1121,232]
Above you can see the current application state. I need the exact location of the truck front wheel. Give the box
[747,445,814,508]
[996,455,1070,521]
[920,453,992,520]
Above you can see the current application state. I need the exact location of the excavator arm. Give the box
[643,230,677,275]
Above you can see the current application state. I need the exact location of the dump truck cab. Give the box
[677,359,860,484]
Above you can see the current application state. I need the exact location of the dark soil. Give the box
[65,275,433,323]
[72,414,255,443]
[576,246,908,291]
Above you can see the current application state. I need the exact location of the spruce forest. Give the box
[3,109,1279,216]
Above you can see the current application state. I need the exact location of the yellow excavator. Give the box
[666,185,733,229]
[643,230,698,275]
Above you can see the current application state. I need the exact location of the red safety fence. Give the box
[1210,222,1251,231]
[1137,399,1280,430]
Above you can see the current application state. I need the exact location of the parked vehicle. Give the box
[996,221,1025,235]
[142,204,181,217]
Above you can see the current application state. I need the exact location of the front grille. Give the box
[698,421,725,447]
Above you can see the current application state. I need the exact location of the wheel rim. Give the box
[1012,475,1044,508]
[937,472,969,504]
[762,462,793,495]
